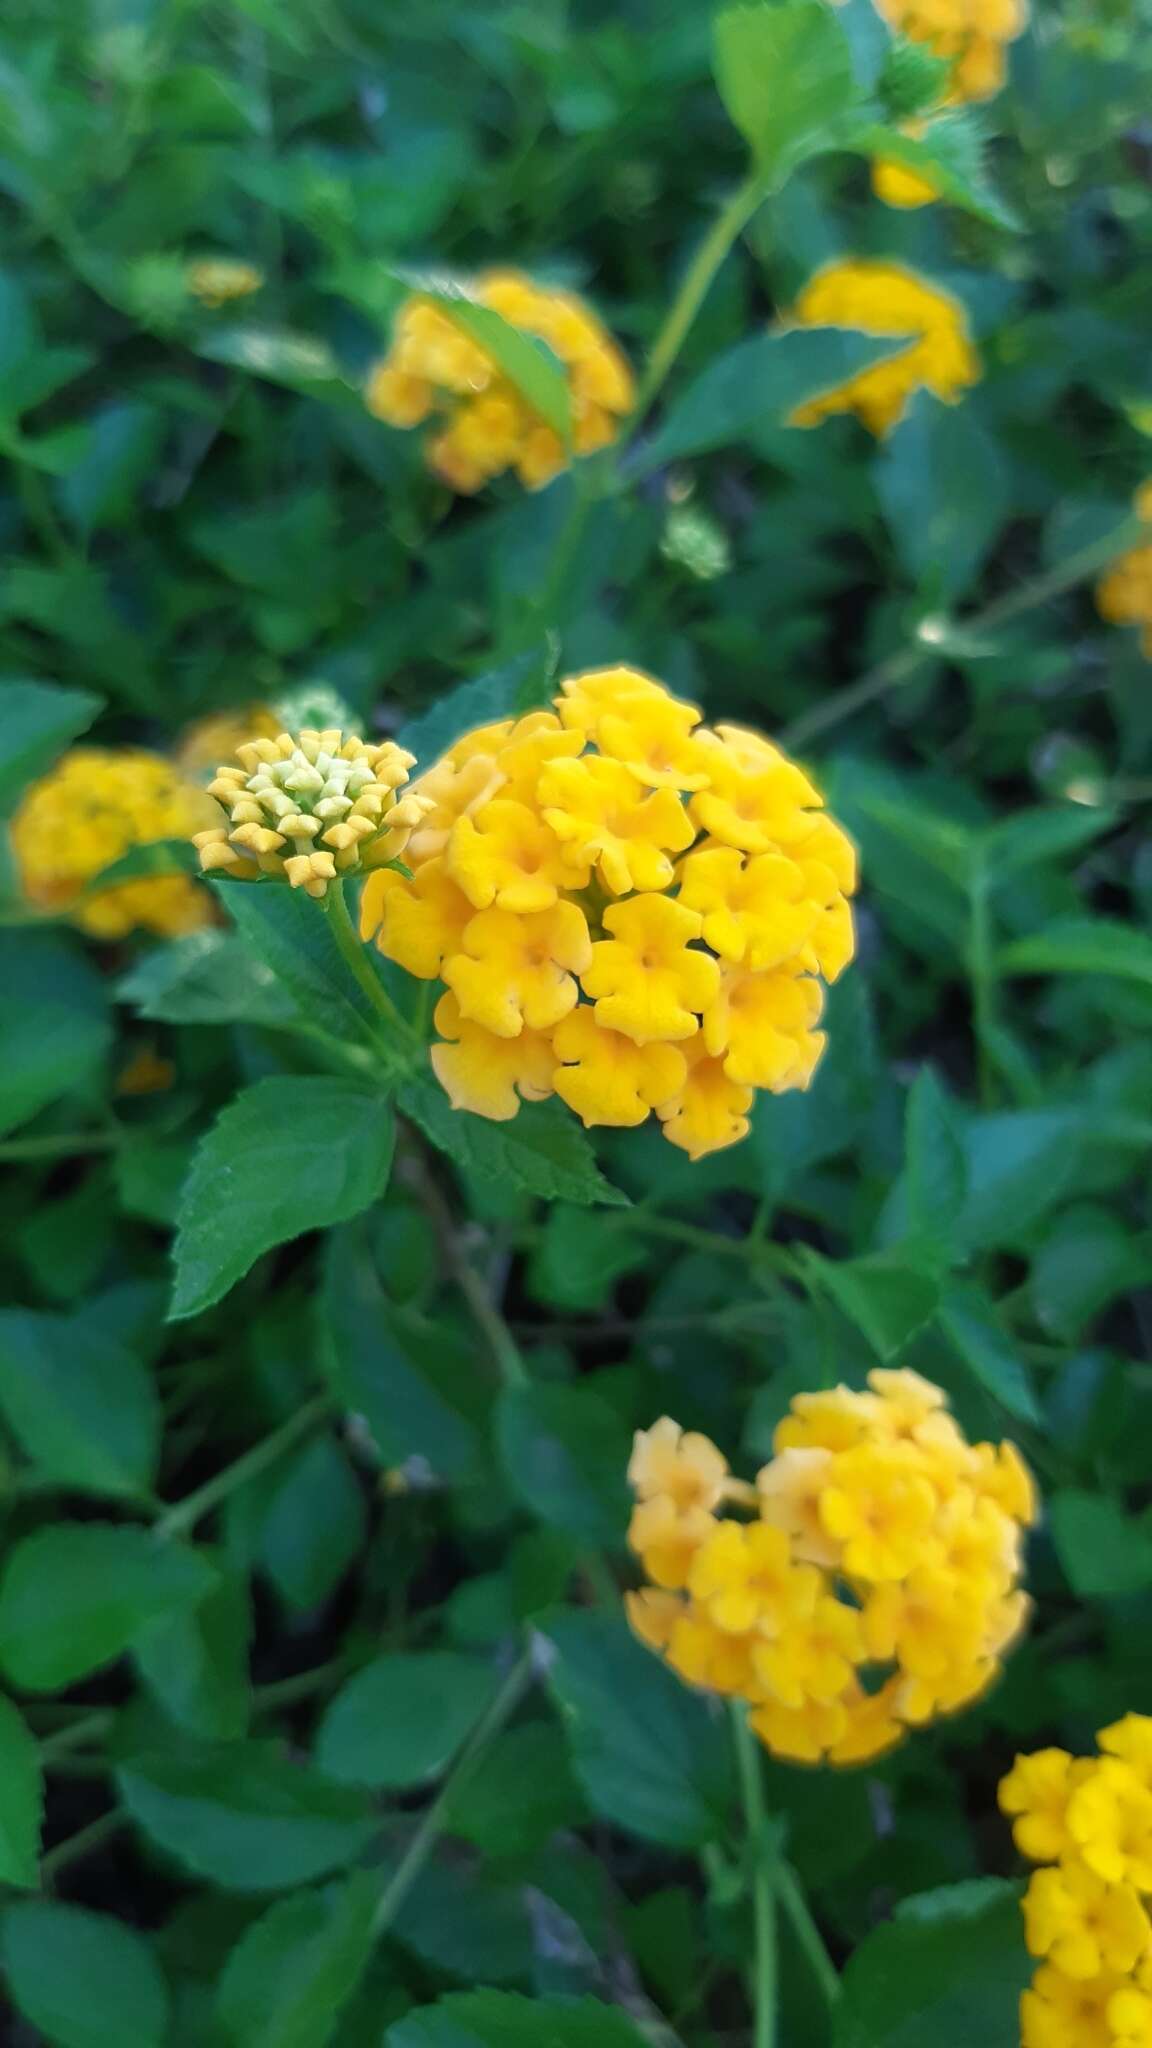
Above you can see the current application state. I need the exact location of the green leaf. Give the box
[1030,1205,1150,1341]
[496,1383,631,1546]
[0,1695,42,1889]
[116,929,297,1029]
[170,1077,396,1320]
[0,929,112,1138]
[903,1067,967,1248]
[387,1990,648,2048]
[712,0,858,178]
[59,402,166,533]
[84,837,200,892]
[219,883,386,1050]
[1,1901,170,2048]
[878,34,952,119]
[443,1722,587,1859]
[0,1524,216,1691]
[315,1650,496,1789]
[197,325,353,398]
[805,1250,940,1360]
[116,1741,376,1892]
[1049,1490,1152,1600]
[998,917,1152,989]
[403,1079,627,1209]
[938,1285,1041,1426]
[633,328,910,473]
[257,1436,367,1612]
[0,1308,160,1500]
[0,677,103,811]
[543,1610,733,1848]
[397,647,555,769]
[528,1204,646,1311]
[133,1563,252,1742]
[845,112,1019,229]
[216,1875,377,2048]
[959,1109,1084,1251]
[835,1879,1030,2048]
[983,808,1120,881]
[876,396,1012,604]
[398,275,572,444]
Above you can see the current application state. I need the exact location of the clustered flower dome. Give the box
[360,667,857,1161]
[10,747,217,940]
[1002,1715,1152,2046]
[627,1371,1036,1766]
[1097,485,1152,659]
[786,259,981,437]
[194,728,432,901]
[871,0,1030,207]
[365,270,635,493]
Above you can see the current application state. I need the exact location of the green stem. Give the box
[968,849,996,1108]
[776,1861,841,2014]
[782,515,1148,753]
[0,1129,120,1163]
[630,172,765,429]
[42,1810,127,1883]
[154,1393,331,1542]
[40,1711,114,1764]
[526,468,597,642]
[372,1646,535,1940]
[732,1701,777,2048]
[614,1211,800,1280]
[325,878,416,1050]
[405,1144,528,1386]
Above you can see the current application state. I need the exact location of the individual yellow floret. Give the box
[539,755,694,896]
[1111,1971,1152,2048]
[358,859,473,980]
[1101,1718,1152,1785]
[628,1417,730,1513]
[429,992,554,1122]
[583,894,719,1044]
[656,1041,755,1160]
[1022,1863,1150,1981]
[551,1008,687,1128]
[1021,1963,1129,2048]
[786,259,981,437]
[365,270,634,494]
[1068,1762,1152,1894]
[703,963,826,1091]
[442,901,591,1038]
[1097,490,1152,658]
[756,1447,841,1568]
[774,1387,881,1456]
[11,747,216,939]
[628,1494,716,1591]
[818,1442,941,1581]
[688,1522,820,1638]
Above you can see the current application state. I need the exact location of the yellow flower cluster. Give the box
[360,667,856,1161]
[1002,1717,1152,2046]
[11,748,215,940]
[787,259,981,437]
[365,271,634,493]
[176,706,282,782]
[626,1371,1035,1766]
[194,729,432,901]
[186,258,263,307]
[872,0,1029,207]
[1096,486,1152,659]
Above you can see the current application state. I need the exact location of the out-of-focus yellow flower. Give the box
[871,0,1029,209]
[176,706,281,782]
[1097,486,1152,658]
[365,270,634,494]
[362,667,857,1161]
[1003,1715,1152,2039]
[116,1045,177,1096]
[11,747,215,939]
[786,259,980,437]
[626,1369,1034,1767]
[187,258,263,307]
[194,728,432,900]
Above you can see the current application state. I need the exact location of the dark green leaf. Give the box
[387,1990,648,2048]
[316,1650,496,1789]
[216,1875,378,2048]
[171,1077,396,1319]
[998,917,1152,989]
[116,1741,376,1892]
[219,883,387,1049]
[938,1286,1040,1425]
[0,1695,41,1889]
[403,1079,627,1208]
[1,1901,170,2048]
[903,1067,967,1248]
[876,396,1012,603]
[543,1610,732,1848]
[0,678,103,811]
[116,929,297,1029]
[1030,1205,1150,1341]
[397,647,555,768]
[134,1563,252,1742]
[84,837,200,892]
[257,1436,367,1612]
[0,929,111,1138]
[0,1308,160,1499]
[496,1383,631,1546]
[712,1,858,177]
[835,1879,1029,2048]
[0,1524,215,1691]
[959,1110,1084,1250]
[1049,1491,1152,1599]
[984,808,1120,880]
[805,1250,940,1360]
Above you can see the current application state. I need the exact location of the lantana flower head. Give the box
[194,728,432,901]
[365,270,634,493]
[362,667,857,1160]
[1097,485,1152,659]
[1001,1715,1152,2040]
[871,0,1030,208]
[625,1367,1035,1766]
[11,747,216,939]
[786,259,980,437]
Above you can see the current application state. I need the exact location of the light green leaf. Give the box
[0,1695,42,1889]
[0,1524,216,1691]
[171,1077,396,1320]
[633,328,909,473]
[216,1875,378,2048]
[398,275,571,445]
[0,678,103,811]
[712,0,858,178]
[387,1990,648,2048]
[543,1611,733,1848]
[197,325,353,398]
[84,837,199,892]
[117,929,297,1029]
[998,917,1152,989]
[845,112,1019,230]
[0,1308,159,1500]
[1049,1491,1152,1600]
[403,1080,627,1209]
[0,930,112,1138]
[315,1651,496,1789]
[805,1249,940,1360]
[834,1879,1029,2048]
[397,646,556,767]
[983,808,1120,880]
[496,1383,631,1546]
[116,1741,376,1892]
[1,1901,170,2048]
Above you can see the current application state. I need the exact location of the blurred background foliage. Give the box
[1,0,1152,2043]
